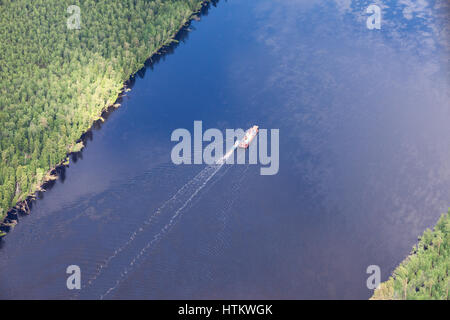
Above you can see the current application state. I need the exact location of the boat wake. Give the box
[81,141,241,299]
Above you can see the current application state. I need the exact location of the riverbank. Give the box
[371,210,449,300]
[0,0,213,236]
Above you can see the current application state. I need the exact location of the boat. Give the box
[238,125,259,149]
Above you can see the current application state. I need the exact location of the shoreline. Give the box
[371,210,449,300]
[0,0,213,238]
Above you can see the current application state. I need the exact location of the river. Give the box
[0,0,449,299]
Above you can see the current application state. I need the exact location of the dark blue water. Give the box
[0,0,449,299]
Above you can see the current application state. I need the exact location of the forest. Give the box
[372,210,449,300]
[0,0,209,220]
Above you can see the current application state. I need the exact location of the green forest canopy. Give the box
[372,210,449,300]
[0,0,207,219]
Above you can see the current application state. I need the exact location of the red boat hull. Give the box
[238,125,259,149]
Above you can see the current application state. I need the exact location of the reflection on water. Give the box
[0,0,448,299]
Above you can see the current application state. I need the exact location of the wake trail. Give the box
[81,141,240,298]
